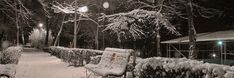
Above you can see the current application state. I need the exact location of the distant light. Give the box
[38,23,43,28]
[78,6,88,13]
[103,2,109,9]
[218,41,223,45]
[212,53,216,58]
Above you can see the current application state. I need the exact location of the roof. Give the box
[161,30,234,44]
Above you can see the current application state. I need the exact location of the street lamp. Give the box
[38,23,43,28]
[217,40,224,64]
[103,2,110,9]
[218,41,223,45]
[212,53,216,58]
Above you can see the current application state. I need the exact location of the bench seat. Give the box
[85,48,133,77]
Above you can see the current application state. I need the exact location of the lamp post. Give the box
[102,1,109,49]
[218,40,223,64]
[73,0,78,48]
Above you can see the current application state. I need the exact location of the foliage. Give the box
[29,28,53,49]
[135,57,234,78]
[100,9,180,42]
[0,46,23,64]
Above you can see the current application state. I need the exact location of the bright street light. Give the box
[38,23,43,28]
[218,41,223,45]
[78,6,88,13]
[212,53,216,58]
[103,2,109,9]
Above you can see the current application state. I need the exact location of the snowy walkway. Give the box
[15,48,91,78]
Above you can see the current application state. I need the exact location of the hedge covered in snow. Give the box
[0,46,23,64]
[135,57,234,78]
[47,46,103,66]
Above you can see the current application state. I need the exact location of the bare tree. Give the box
[130,0,220,58]
[186,0,197,59]
[0,0,31,45]
[53,14,66,46]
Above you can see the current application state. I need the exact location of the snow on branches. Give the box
[99,9,180,42]
[0,0,32,22]
[52,3,75,14]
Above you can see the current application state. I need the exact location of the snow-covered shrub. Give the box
[0,46,23,64]
[47,46,103,66]
[0,64,17,77]
[89,55,102,64]
[29,28,53,49]
[135,57,234,78]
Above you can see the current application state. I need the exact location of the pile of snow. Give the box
[135,57,234,78]
[0,46,23,64]
[0,64,16,77]
[47,46,103,66]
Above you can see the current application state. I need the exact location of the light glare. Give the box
[39,23,43,28]
[218,41,223,45]
[78,6,88,13]
[212,53,216,57]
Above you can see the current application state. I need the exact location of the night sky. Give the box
[31,0,234,35]
[192,0,234,33]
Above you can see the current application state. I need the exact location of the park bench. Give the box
[84,48,134,78]
[0,64,16,78]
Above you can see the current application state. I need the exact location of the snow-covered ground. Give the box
[15,48,100,78]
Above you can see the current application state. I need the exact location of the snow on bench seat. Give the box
[0,64,16,77]
[85,48,133,77]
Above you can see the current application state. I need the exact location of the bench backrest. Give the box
[96,48,133,75]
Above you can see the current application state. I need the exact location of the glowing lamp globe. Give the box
[103,2,109,9]
[218,41,223,45]
[39,23,43,28]
[212,53,216,57]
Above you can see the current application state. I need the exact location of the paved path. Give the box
[15,48,88,78]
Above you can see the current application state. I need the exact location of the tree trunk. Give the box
[45,17,49,47]
[95,22,99,49]
[21,27,25,45]
[54,15,66,46]
[186,0,197,59]
[155,0,164,57]
[15,0,20,46]
[156,27,161,57]
[73,0,78,48]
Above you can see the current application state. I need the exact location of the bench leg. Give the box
[0,74,10,78]
[123,72,127,78]
[85,69,92,78]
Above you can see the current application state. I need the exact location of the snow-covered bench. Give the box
[0,64,16,78]
[84,48,133,77]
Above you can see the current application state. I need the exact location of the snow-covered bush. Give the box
[0,46,23,64]
[89,55,102,64]
[47,46,103,66]
[135,57,234,78]
[29,28,53,49]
